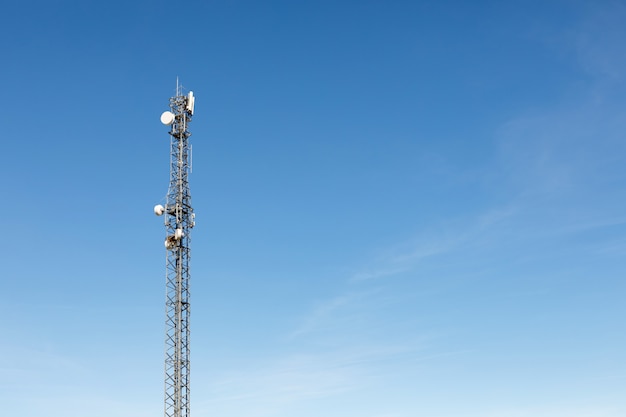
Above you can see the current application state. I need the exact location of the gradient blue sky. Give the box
[1,1,626,416]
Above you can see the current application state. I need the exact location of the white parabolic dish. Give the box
[161,111,175,125]
[154,204,165,216]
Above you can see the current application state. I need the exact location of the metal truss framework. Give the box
[163,83,194,417]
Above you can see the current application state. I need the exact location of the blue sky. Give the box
[1,1,626,416]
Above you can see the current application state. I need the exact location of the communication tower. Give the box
[154,81,196,417]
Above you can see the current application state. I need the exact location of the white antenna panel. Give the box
[187,91,195,114]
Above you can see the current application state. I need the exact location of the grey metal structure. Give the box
[157,82,196,417]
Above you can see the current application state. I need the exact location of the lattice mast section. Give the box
[156,82,196,417]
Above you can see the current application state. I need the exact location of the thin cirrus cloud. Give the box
[574,2,626,81]
[348,203,518,285]
[201,5,626,417]
[199,350,373,417]
[476,407,622,417]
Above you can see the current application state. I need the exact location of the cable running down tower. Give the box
[154,81,196,417]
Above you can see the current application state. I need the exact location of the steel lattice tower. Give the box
[155,81,196,417]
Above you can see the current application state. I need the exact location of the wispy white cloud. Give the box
[338,0,626,290]
[472,406,623,417]
[0,345,85,388]
[351,266,410,282]
[0,345,161,417]
[348,202,520,285]
[196,283,443,417]
[197,346,413,417]
[197,339,469,417]
[288,291,370,338]
[199,6,626,417]
[348,233,460,283]
[574,2,626,83]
